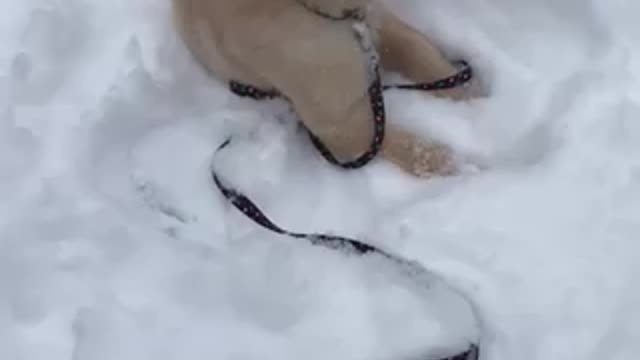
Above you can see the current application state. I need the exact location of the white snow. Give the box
[2,0,640,359]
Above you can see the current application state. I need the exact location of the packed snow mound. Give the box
[2,1,640,360]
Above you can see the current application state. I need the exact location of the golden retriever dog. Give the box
[172,0,475,177]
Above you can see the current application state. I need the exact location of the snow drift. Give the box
[1,0,640,360]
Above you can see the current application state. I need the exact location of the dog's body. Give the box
[172,0,473,177]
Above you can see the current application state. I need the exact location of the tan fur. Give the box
[172,0,473,177]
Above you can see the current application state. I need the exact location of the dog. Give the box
[172,0,475,177]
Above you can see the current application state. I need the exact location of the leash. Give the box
[212,3,479,360]
[211,138,479,360]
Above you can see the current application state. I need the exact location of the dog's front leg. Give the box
[370,4,472,101]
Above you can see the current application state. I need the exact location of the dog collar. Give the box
[295,0,366,21]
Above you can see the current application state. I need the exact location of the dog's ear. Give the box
[297,0,372,18]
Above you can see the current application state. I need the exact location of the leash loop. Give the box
[228,4,473,169]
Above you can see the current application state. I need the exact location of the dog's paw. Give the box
[409,142,492,179]
[409,142,458,178]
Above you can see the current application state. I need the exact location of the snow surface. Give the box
[2,0,640,359]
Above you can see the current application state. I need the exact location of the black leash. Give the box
[211,4,479,360]
[211,138,478,360]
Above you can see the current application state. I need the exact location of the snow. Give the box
[2,0,640,359]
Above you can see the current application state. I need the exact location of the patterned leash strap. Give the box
[211,139,478,360]
[383,60,473,91]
